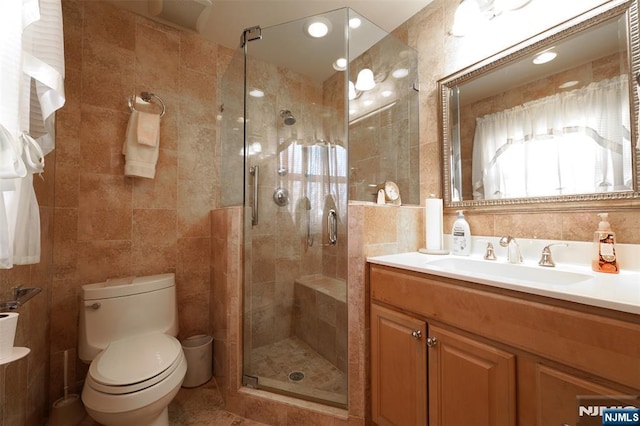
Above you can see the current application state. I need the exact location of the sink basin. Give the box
[424,257,593,285]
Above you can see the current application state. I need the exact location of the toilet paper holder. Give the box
[0,285,42,312]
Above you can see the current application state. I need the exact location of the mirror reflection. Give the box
[441,3,637,207]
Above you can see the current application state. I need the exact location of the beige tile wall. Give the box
[51,0,224,405]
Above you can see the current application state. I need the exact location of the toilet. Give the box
[78,273,187,426]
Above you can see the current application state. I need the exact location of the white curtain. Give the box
[280,140,347,245]
[0,0,65,268]
[472,75,631,199]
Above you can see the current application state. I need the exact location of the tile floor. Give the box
[78,378,265,425]
[77,337,346,424]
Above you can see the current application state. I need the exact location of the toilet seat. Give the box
[88,333,182,395]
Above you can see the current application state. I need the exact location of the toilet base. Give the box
[82,352,186,426]
[85,394,173,426]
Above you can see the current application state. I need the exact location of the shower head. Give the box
[280,109,296,125]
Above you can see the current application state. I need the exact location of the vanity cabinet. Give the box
[369,263,640,426]
[371,304,427,425]
[428,324,516,426]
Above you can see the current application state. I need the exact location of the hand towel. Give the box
[122,111,160,179]
[137,111,160,147]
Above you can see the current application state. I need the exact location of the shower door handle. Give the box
[250,166,259,226]
[327,209,337,245]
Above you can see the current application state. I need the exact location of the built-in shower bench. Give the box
[293,275,347,374]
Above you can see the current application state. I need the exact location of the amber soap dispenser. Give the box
[592,213,619,274]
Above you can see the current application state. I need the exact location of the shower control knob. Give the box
[273,188,289,206]
[411,330,422,339]
[426,337,438,347]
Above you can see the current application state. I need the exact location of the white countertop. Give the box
[367,238,640,315]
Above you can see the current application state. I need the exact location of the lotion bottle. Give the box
[452,210,471,256]
[592,213,619,274]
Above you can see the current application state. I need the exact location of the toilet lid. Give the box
[89,333,181,386]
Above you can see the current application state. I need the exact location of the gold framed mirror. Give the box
[439,0,639,211]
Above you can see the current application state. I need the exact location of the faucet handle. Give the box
[538,243,568,267]
[484,242,497,260]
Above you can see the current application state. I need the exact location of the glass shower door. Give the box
[241,9,349,407]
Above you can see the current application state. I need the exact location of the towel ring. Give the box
[128,91,166,118]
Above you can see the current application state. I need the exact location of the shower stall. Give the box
[220,8,418,408]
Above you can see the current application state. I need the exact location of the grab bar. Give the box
[303,197,313,247]
[327,209,337,245]
[250,166,259,226]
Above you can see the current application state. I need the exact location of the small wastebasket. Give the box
[181,334,213,388]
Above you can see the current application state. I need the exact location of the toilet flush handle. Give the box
[84,301,101,310]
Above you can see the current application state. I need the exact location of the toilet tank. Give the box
[78,273,179,363]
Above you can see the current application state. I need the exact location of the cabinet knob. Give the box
[426,337,438,347]
[411,330,422,339]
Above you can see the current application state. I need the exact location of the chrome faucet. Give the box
[538,243,568,267]
[499,236,523,264]
[483,242,497,260]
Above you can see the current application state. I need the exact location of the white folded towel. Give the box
[122,110,159,179]
[137,111,160,147]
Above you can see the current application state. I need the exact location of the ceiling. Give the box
[459,13,627,105]
[108,0,433,50]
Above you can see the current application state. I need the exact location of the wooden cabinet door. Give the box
[428,324,516,426]
[535,364,627,426]
[371,303,427,426]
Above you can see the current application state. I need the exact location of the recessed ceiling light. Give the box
[249,89,264,98]
[392,68,409,79]
[533,50,557,65]
[305,18,331,38]
[558,80,579,89]
[333,57,347,71]
[349,17,361,29]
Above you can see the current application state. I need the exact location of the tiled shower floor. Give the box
[248,336,348,406]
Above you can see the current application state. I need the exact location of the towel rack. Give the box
[128,91,166,118]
